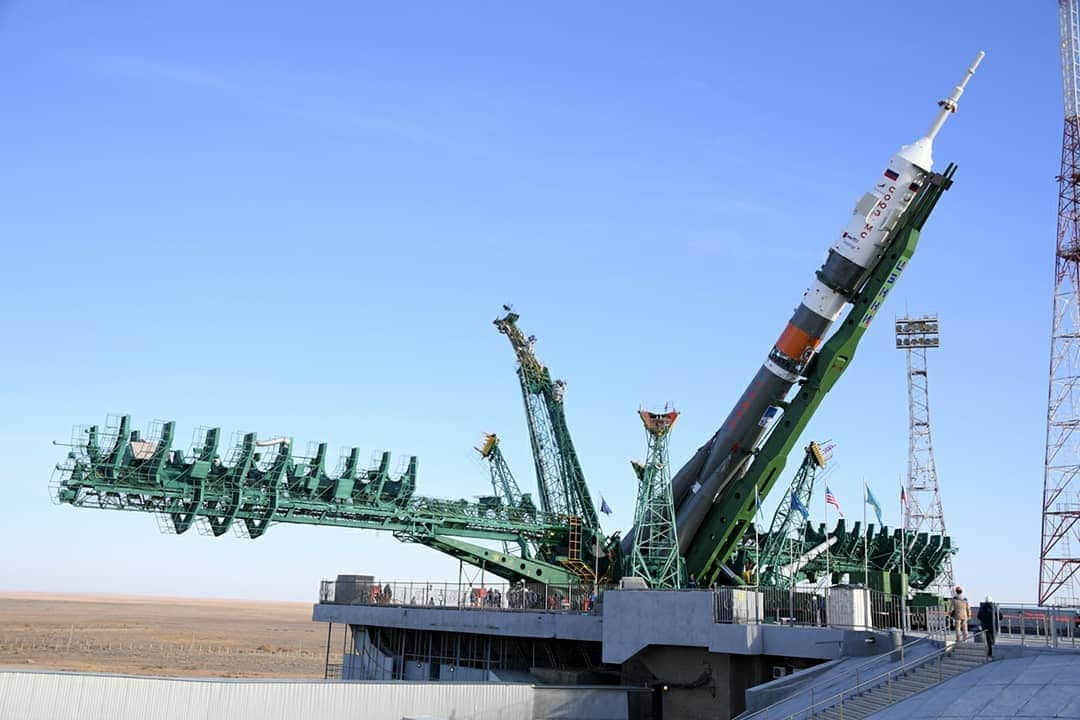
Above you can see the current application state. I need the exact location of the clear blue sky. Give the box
[0,2,1058,603]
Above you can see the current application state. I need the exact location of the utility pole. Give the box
[896,314,954,596]
[1040,0,1080,607]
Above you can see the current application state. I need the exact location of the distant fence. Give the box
[0,633,321,659]
[0,626,324,678]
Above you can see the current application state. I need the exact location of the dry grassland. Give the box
[0,592,328,678]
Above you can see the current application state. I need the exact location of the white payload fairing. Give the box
[659,52,985,555]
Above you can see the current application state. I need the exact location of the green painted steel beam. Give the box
[55,416,572,548]
[738,518,954,590]
[409,534,578,586]
[686,165,958,586]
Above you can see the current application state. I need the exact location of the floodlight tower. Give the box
[1040,0,1080,607]
[628,407,684,589]
[896,314,954,595]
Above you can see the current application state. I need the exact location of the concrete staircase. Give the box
[812,642,987,719]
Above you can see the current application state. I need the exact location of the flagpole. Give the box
[863,480,870,629]
[900,475,908,633]
[754,484,760,586]
[825,486,830,589]
[863,482,869,584]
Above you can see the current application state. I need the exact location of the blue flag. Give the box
[790,493,810,521]
[600,496,612,515]
[864,483,884,527]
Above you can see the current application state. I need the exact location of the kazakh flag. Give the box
[864,482,884,527]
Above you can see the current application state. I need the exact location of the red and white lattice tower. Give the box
[1039,0,1080,607]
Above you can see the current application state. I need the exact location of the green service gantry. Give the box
[627,408,685,589]
[51,167,959,594]
[684,165,959,587]
[756,442,828,587]
[476,433,536,557]
[494,310,605,584]
[55,415,582,586]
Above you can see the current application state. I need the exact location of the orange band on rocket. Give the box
[774,322,823,360]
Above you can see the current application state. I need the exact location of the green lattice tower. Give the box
[494,311,599,531]
[628,408,685,589]
[758,442,828,587]
[476,433,536,558]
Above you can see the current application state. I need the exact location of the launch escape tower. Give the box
[627,408,684,589]
[757,442,829,588]
[1040,0,1080,607]
[895,315,954,596]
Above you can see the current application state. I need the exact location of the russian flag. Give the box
[884,168,900,181]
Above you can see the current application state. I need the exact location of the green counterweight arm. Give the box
[685,165,958,586]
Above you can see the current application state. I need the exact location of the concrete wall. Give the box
[315,603,602,642]
[534,686,650,720]
[601,590,890,665]
[0,670,655,720]
[0,671,533,720]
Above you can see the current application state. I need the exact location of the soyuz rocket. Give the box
[641,52,985,557]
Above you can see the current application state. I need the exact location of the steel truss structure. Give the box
[627,408,684,589]
[896,314,954,597]
[1040,0,1080,607]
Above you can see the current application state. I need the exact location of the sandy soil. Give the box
[0,592,331,678]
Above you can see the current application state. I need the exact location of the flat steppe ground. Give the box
[0,592,328,678]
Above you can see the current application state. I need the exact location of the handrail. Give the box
[740,635,932,720]
[796,629,986,720]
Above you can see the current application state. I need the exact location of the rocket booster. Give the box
[668,53,984,553]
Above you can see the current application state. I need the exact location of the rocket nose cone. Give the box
[895,137,933,173]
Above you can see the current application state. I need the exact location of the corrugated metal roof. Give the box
[0,671,534,720]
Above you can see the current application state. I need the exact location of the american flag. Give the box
[900,486,908,505]
[825,485,844,517]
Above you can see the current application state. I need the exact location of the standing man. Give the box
[951,586,970,643]
[977,597,997,659]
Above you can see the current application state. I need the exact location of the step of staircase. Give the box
[809,647,988,719]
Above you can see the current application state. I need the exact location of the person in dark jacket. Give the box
[977,596,997,659]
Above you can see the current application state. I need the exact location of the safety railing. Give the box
[740,634,933,720]
[741,600,1080,719]
[319,579,596,613]
[713,585,907,631]
[746,630,987,720]
[991,602,1080,649]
